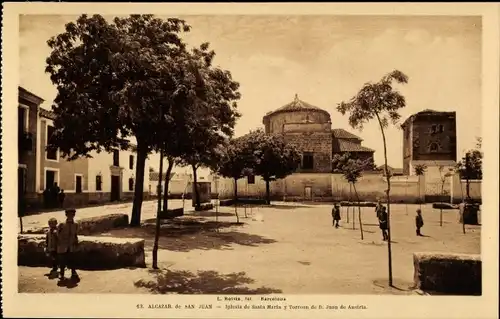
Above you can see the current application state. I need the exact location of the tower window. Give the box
[302,153,314,170]
[429,143,439,152]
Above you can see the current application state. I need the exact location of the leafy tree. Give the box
[332,153,366,239]
[456,136,483,182]
[337,69,409,287]
[217,137,255,202]
[244,130,301,205]
[45,14,192,227]
[414,163,427,209]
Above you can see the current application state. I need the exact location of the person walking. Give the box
[332,203,341,228]
[378,206,389,241]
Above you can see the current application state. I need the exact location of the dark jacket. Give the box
[416,214,424,228]
[332,207,341,220]
[378,211,388,230]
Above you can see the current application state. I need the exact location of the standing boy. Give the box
[415,209,424,236]
[378,206,389,241]
[57,209,79,280]
[332,203,341,228]
[45,217,59,274]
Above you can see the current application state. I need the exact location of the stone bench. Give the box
[158,208,184,220]
[18,234,146,270]
[413,252,481,295]
[339,201,377,207]
[25,213,129,236]
[432,203,457,210]
[194,203,214,211]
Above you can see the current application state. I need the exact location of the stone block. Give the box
[413,252,481,295]
[18,234,146,270]
[158,208,184,219]
[25,213,129,235]
[195,203,214,211]
[339,201,377,207]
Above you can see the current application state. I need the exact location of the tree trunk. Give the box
[353,183,363,240]
[350,184,355,230]
[265,179,271,205]
[19,217,23,234]
[234,177,238,202]
[418,175,422,209]
[234,204,239,223]
[162,158,175,212]
[376,113,393,287]
[405,176,409,215]
[192,164,201,209]
[152,149,164,269]
[440,181,444,227]
[130,142,148,227]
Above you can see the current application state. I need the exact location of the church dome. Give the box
[263,94,330,119]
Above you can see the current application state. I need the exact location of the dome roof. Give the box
[264,94,330,118]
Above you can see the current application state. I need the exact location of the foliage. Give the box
[217,137,255,180]
[456,137,483,180]
[332,153,374,174]
[414,164,427,176]
[336,69,409,286]
[337,70,409,131]
[244,129,301,182]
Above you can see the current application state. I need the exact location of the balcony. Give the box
[18,131,34,153]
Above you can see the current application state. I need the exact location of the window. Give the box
[247,175,255,184]
[302,153,314,170]
[128,178,134,191]
[45,170,56,189]
[113,150,120,166]
[18,107,28,133]
[438,124,444,133]
[129,155,134,170]
[96,175,102,191]
[75,175,83,193]
[429,143,439,152]
[46,125,58,160]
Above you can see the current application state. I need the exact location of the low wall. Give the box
[18,234,146,270]
[25,214,129,235]
[413,252,481,295]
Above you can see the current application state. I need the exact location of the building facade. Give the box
[18,86,151,211]
[401,109,457,176]
[260,94,375,199]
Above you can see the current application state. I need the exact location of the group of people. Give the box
[43,183,66,209]
[331,200,425,240]
[45,209,80,281]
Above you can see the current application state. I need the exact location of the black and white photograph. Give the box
[2,3,499,319]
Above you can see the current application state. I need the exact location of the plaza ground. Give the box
[18,200,481,294]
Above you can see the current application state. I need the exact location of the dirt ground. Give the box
[18,201,481,294]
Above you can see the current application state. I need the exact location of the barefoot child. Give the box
[415,209,424,236]
[57,209,79,280]
[45,218,59,273]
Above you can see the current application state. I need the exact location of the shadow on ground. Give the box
[100,218,277,252]
[134,269,282,294]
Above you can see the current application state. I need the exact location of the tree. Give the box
[217,137,255,202]
[414,164,427,209]
[332,153,366,239]
[436,165,453,227]
[244,130,301,205]
[456,137,483,200]
[45,14,192,227]
[337,69,409,287]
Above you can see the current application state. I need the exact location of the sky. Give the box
[19,14,482,173]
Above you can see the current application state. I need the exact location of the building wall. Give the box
[284,132,333,173]
[266,111,330,134]
[412,115,457,162]
[18,97,39,195]
[450,174,482,204]
[402,122,412,175]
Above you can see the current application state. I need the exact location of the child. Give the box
[375,200,383,218]
[378,206,388,241]
[332,203,341,228]
[416,209,424,236]
[45,218,59,273]
[57,209,79,280]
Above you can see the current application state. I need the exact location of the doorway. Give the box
[111,175,121,201]
[304,186,312,201]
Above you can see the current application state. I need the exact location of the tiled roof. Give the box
[39,108,56,120]
[264,94,329,118]
[150,171,176,182]
[332,128,362,140]
[336,139,374,152]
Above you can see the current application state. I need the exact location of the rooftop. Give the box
[334,139,374,153]
[332,128,362,141]
[401,109,456,128]
[264,94,330,118]
[39,108,56,120]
